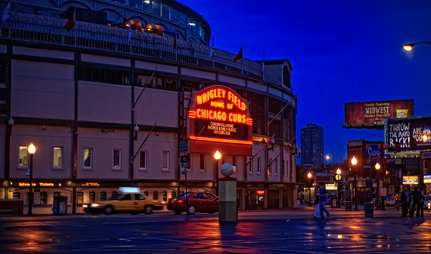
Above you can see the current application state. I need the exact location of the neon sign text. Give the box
[196,88,246,111]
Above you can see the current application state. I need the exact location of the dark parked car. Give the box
[167,191,219,215]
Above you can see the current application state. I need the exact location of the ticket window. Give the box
[153,191,159,200]
[77,192,84,204]
[40,192,47,204]
[162,191,167,202]
[89,192,95,202]
[101,192,107,201]
[13,192,20,199]
[171,191,176,198]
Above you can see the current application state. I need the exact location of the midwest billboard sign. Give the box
[344,100,414,129]
[385,116,431,151]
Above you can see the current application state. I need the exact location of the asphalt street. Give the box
[0,205,430,253]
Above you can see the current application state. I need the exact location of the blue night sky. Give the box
[183,0,431,162]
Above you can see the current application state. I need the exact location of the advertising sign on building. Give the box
[403,176,419,185]
[188,85,253,155]
[385,116,431,152]
[326,184,337,190]
[424,175,431,184]
[366,144,381,163]
[344,99,414,129]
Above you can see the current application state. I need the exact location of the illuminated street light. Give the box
[214,150,221,160]
[351,156,359,211]
[375,162,381,170]
[27,143,36,216]
[336,168,342,208]
[403,41,431,51]
[307,172,312,207]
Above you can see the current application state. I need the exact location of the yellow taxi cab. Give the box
[83,187,163,215]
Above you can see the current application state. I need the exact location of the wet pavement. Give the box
[0,205,430,253]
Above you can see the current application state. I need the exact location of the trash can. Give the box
[53,195,68,215]
[364,202,373,217]
[331,198,337,208]
[345,201,352,211]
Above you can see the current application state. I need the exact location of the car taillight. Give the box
[177,199,183,204]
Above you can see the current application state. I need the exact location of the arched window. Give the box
[283,66,291,88]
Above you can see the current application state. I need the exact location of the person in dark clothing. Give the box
[410,187,422,217]
[418,190,425,217]
[401,190,409,217]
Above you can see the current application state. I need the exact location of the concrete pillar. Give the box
[218,177,237,222]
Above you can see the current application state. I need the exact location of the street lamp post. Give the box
[307,172,312,207]
[351,156,359,211]
[403,41,431,51]
[27,143,36,216]
[214,150,221,196]
[375,162,381,210]
[336,168,342,208]
[326,155,343,163]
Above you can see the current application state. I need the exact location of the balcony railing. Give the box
[1,11,263,79]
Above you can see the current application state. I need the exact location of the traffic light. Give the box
[394,141,400,153]
[410,138,416,150]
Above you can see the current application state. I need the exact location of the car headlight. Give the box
[91,203,102,208]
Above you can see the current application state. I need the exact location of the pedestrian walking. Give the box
[318,184,330,218]
[314,188,321,218]
[401,189,409,217]
[418,190,425,217]
[410,186,421,217]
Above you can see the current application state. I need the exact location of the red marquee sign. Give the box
[189,85,253,156]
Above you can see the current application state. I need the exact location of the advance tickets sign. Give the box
[188,85,253,155]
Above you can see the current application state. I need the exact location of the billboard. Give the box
[385,116,431,151]
[344,100,414,129]
[188,85,253,156]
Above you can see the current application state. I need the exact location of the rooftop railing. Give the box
[1,11,263,79]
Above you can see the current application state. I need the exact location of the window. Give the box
[232,156,237,173]
[257,157,261,174]
[40,192,47,204]
[171,8,179,23]
[129,0,140,8]
[162,4,169,19]
[162,151,169,170]
[142,0,150,12]
[83,148,92,169]
[19,146,28,167]
[152,0,161,16]
[187,17,197,32]
[144,191,149,197]
[248,156,252,174]
[153,191,158,200]
[139,150,147,170]
[274,159,278,175]
[178,12,186,26]
[53,147,63,168]
[101,192,107,201]
[200,154,205,170]
[89,192,95,202]
[77,192,83,204]
[113,149,121,169]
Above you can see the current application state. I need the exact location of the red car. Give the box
[167,191,219,215]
